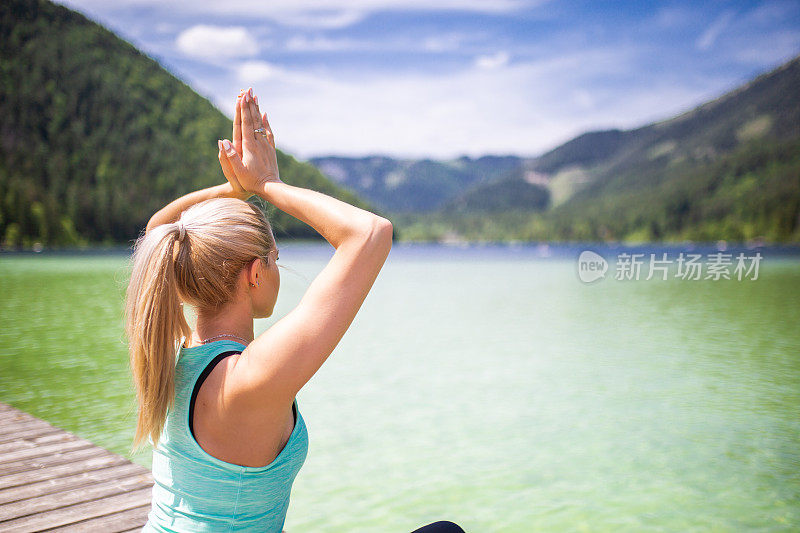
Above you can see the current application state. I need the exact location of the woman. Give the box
[127,88,464,532]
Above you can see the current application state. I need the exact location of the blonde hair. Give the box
[125,198,275,451]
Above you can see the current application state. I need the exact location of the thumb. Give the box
[221,139,246,173]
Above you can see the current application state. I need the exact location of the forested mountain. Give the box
[443,175,549,213]
[0,0,372,247]
[522,53,800,242]
[309,155,523,212]
[530,55,800,205]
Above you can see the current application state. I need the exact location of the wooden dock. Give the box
[0,402,152,532]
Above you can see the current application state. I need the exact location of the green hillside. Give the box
[537,55,800,204]
[444,175,549,213]
[541,54,800,243]
[0,0,372,248]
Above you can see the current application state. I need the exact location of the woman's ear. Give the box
[247,258,261,288]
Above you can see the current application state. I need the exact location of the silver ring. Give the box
[253,127,266,134]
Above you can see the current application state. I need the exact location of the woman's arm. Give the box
[145,182,248,234]
[145,91,253,233]
[220,89,393,407]
[145,110,252,233]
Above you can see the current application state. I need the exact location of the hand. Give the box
[217,139,250,201]
[220,87,281,193]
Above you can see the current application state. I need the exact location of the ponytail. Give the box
[126,223,190,451]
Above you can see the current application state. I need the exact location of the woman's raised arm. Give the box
[145,98,251,233]
[144,180,248,234]
[220,89,393,409]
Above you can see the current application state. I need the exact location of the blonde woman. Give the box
[127,89,464,532]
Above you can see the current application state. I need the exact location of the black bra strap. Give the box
[189,350,241,439]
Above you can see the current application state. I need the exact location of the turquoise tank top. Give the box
[143,340,308,532]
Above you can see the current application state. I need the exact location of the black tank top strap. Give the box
[188,350,241,439]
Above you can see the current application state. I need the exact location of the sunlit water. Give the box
[1,243,799,532]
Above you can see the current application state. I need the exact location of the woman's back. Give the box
[143,340,308,532]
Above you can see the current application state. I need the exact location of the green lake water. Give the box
[1,244,799,532]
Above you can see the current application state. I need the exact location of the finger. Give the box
[249,91,270,149]
[217,140,237,181]
[247,89,261,141]
[218,144,240,190]
[253,107,271,149]
[222,139,248,174]
[233,96,243,155]
[262,112,275,149]
[253,94,266,144]
[241,89,258,148]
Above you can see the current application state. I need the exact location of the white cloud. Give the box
[58,0,537,28]
[236,61,284,82]
[209,47,726,160]
[62,0,533,12]
[745,0,799,25]
[282,32,486,54]
[176,25,260,59]
[696,11,735,51]
[269,9,367,29]
[422,33,466,52]
[731,29,800,65]
[285,35,361,51]
[571,89,595,109]
[650,6,693,29]
[54,0,772,159]
[475,51,510,69]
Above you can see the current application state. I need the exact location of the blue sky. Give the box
[56,0,800,160]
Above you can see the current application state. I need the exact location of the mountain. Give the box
[0,0,373,248]
[400,55,800,243]
[309,155,523,212]
[443,175,549,213]
[532,54,800,242]
[531,56,800,206]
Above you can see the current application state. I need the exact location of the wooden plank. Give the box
[0,409,40,423]
[0,418,55,433]
[0,444,111,476]
[0,463,150,504]
[44,505,152,532]
[0,437,95,464]
[0,407,50,423]
[0,453,130,490]
[0,486,152,532]
[0,471,153,521]
[0,403,152,532]
[0,425,63,445]
[0,431,85,455]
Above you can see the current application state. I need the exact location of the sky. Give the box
[55,0,800,160]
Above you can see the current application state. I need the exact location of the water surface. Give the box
[1,244,798,531]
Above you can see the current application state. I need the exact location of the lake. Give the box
[1,243,799,532]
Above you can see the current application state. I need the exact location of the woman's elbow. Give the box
[373,217,394,249]
[355,216,392,256]
[145,215,162,235]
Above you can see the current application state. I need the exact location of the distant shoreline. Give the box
[3,240,800,259]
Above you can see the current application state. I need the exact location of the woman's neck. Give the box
[186,307,255,348]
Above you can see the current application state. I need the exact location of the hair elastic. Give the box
[176,221,186,242]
